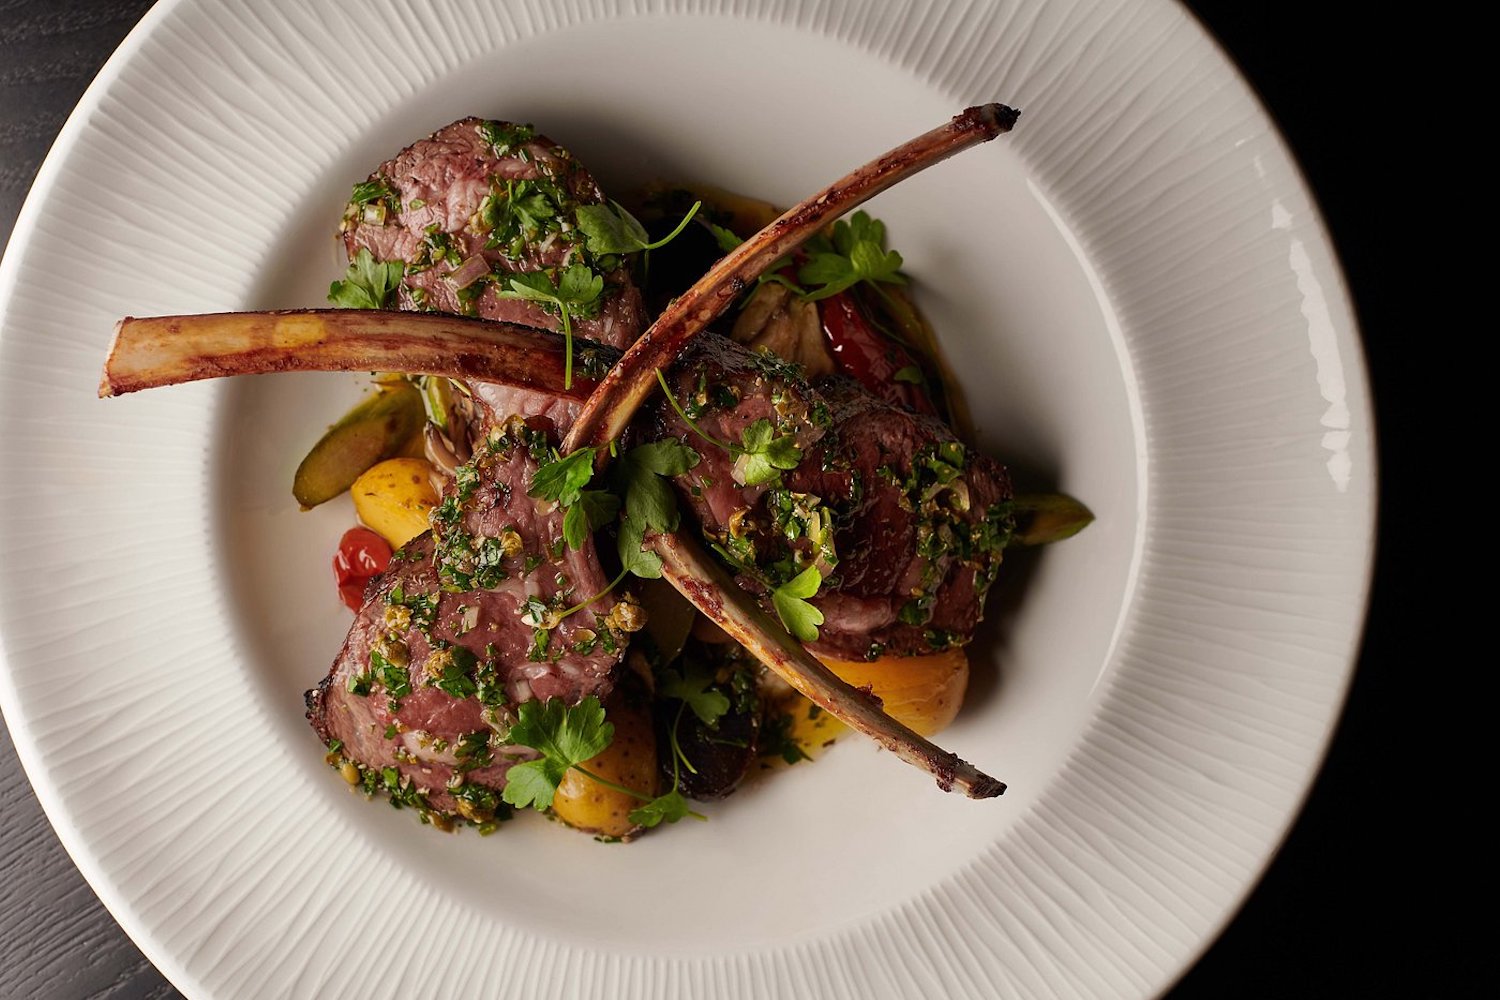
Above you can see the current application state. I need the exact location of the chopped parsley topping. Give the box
[654,369,802,487]
[369,647,412,711]
[429,644,479,699]
[477,120,536,155]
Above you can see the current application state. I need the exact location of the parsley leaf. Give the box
[574,202,647,254]
[576,199,701,256]
[659,665,731,727]
[628,790,692,828]
[500,696,614,812]
[736,418,802,486]
[707,223,744,253]
[556,262,605,306]
[616,439,700,533]
[796,210,905,302]
[628,438,701,479]
[771,565,825,642]
[508,184,555,235]
[562,489,620,550]
[503,696,705,828]
[328,247,405,309]
[500,270,562,304]
[611,439,700,580]
[496,264,604,388]
[616,513,662,579]
[654,370,800,486]
[529,447,597,507]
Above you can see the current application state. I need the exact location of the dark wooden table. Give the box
[0,2,1431,997]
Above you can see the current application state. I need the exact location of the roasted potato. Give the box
[552,690,658,838]
[815,648,969,737]
[351,457,438,548]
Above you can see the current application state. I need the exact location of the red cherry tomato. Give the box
[819,291,936,416]
[333,526,392,611]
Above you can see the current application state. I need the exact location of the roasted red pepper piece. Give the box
[819,291,936,415]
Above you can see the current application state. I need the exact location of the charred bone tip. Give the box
[653,530,1007,800]
[964,103,1022,135]
[967,773,1008,799]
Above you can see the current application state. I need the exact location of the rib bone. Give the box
[653,530,1004,799]
[99,309,613,399]
[562,103,1018,455]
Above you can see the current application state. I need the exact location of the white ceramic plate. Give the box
[0,1,1373,997]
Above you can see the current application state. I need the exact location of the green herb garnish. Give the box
[707,223,743,253]
[350,178,395,206]
[654,370,801,487]
[496,264,604,389]
[500,697,614,811]
[529,446,597,507]
[328,247,405,309]
[736,418,802,487]
[613,439,700,579]
[659,662,731,728]
[563,490,621,551]
[476,120,536,155]
[500,697,705,826]
[796,210,905,301]
[770,565,825,642]
[576,199,701,256]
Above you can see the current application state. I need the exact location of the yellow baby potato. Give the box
[350,457,439,548]
[815,648,970,736]
[552,692,659,839]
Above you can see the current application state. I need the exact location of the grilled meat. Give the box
[306,416,629,824]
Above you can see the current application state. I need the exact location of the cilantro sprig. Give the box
[653,369,801,487]
[496,263,604,389]
[329,247,405,309]
[500,696,705,827]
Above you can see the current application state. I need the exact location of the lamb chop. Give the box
[648,336,1012,662]
[103,106,1021,817]
[342,116,643,351]
[306,415,637,825]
